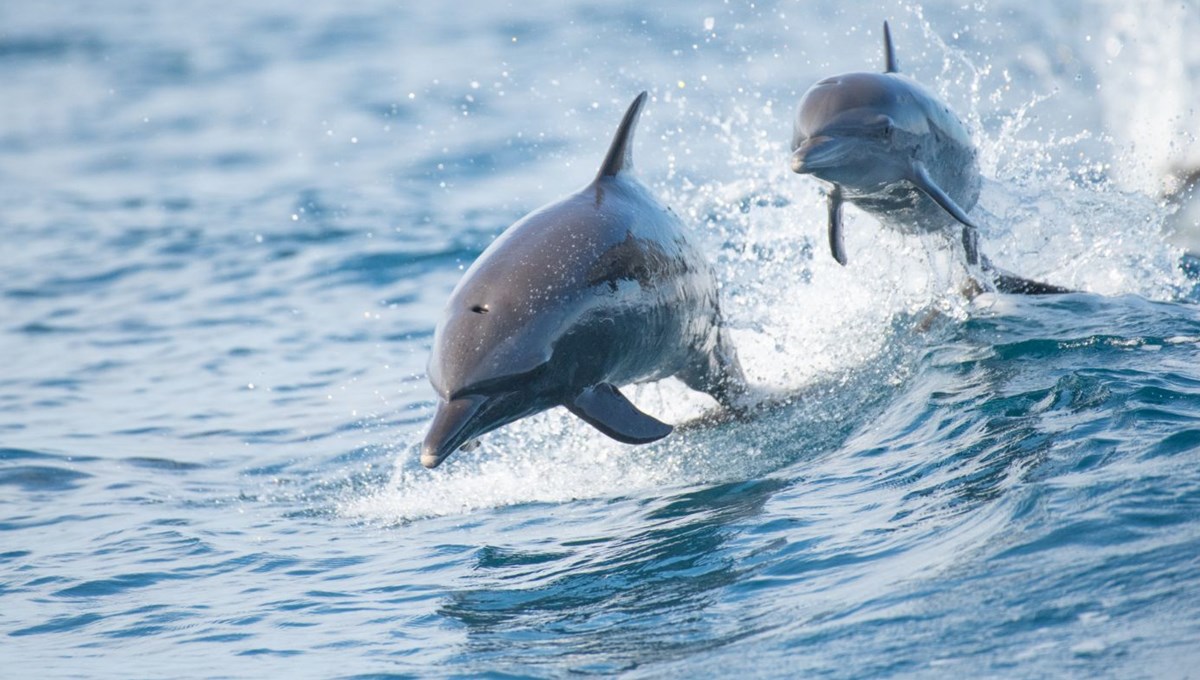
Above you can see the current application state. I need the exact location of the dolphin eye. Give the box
[470,304,490,314]
[880,122,894,138]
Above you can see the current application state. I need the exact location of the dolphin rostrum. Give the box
[421,92,747,468]
[790,22,1069,295]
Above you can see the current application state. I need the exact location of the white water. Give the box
[346,13,1188,520]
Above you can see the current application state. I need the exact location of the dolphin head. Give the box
[422,348,555,469]
[421,214,600,468]
[790,73,927,191]
[420,390,540,469]
[421,281,564,468]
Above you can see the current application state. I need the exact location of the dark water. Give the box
[4,1,1200,677]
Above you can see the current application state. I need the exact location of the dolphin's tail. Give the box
[679,327,751,412]
[980,256,1073,295]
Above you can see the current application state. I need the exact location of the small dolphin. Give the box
[790,22,1069,295]
[421,92,747,469]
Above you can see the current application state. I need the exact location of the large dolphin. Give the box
[420,92,747,469]
[790,22,1069,295]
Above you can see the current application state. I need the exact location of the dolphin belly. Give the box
[848,183,942,233]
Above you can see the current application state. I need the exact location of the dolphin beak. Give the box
[790,135,840,174]
[421,395,489,468]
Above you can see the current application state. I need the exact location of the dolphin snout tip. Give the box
[790,135,835,174]
[421,435,482,468]
[789,149,809,174]
[419,432,452,469]
[420,395,490,469]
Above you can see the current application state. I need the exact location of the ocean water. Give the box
[3,0,1200,677]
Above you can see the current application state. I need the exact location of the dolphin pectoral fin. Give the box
[567,383,673,445]
[827,186,848,265]
[908,161,981,264]
[909,161,978,229]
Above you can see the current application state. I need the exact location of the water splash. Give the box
[346,7,1189,523]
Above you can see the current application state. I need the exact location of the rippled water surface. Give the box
[4,1,1200,677]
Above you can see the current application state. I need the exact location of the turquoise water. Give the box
[4,1,1200,677]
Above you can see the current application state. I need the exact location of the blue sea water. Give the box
[3,0,1200,677]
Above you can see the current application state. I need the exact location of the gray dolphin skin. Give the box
[421,91,747,469]
[790,22,1069,295]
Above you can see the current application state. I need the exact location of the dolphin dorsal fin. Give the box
[596,91,648,180]
[883,21,899,73]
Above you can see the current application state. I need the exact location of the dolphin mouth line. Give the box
[421,394,492,469]
[790,135,845,174]
[421,389,547,468]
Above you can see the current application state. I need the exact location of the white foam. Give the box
[1091,0,1200,194]
[342,404,774,523]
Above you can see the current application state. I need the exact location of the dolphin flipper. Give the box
[908,160,981,264]
[567,383,673,444]
[828,186,848,265]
